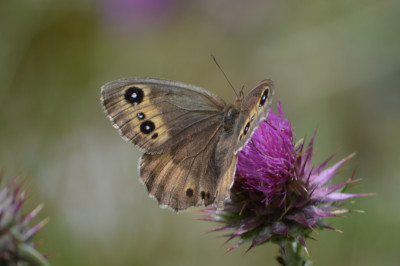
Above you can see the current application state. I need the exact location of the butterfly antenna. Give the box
[211,54,238,97]
[265,119,278,130]
[251,138,274,159]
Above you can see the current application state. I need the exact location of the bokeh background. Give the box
[1,0,399,265]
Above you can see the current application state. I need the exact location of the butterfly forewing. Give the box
[101,78,226,154]
[234,79,274,153]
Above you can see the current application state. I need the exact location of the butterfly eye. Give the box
[140,120,155,134]
[125,87,144,105]
[259,88,269,107]
[243,121,250,135]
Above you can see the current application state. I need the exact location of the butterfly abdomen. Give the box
[214,104,241,178]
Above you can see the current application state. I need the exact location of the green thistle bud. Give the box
[0,175,49,266]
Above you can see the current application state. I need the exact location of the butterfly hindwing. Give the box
[140,117,224,211]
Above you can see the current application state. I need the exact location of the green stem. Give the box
[18,243,50,266]
[277,240,311,266]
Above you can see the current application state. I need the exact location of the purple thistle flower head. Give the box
[237,100,295,202]
[201,100,371,257]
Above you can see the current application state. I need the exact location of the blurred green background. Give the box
[1,0,399,265]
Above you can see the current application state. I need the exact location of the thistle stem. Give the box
[277,240,311,266]
[17,244,50,266]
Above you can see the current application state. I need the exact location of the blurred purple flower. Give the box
[201,100,371,260]
[101,0,180,33]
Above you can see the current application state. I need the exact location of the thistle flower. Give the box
[201,101,370,264]
[0,175,49,266]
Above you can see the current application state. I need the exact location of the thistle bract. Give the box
[0,176,49,266]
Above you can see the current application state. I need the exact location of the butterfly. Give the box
[101,78,273,211]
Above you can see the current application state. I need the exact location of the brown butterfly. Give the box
[101,78,273,211]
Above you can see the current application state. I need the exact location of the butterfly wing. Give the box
[101,78,229,211]
[101,78,226,154]
[140,119,226,211]
[234,79,274,153]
